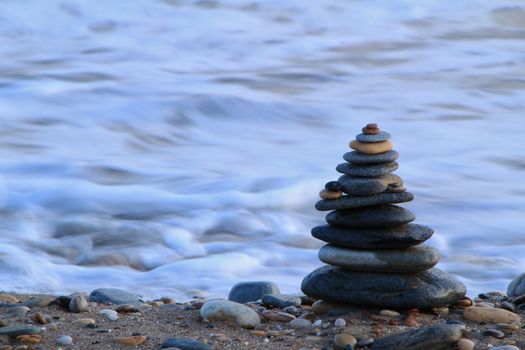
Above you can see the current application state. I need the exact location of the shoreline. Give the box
[0,287,523,350]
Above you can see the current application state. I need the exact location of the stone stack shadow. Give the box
[301,124,466,309]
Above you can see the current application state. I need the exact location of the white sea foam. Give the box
[0,0,524,299]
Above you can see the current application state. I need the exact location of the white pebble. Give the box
[334,318,346,327]
[311,319,323,328]
[57,335,73,345]
[99,309,118,321]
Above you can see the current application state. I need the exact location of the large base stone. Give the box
[311,224,434,249]
[301,266,466,309]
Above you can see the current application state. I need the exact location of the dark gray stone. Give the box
[228,281,280,303]
[318,244,440,273]
[0,326,42,337]
[311,224,434,249]
[507,273,525,297]
[336,161,398,177]
[161,338,213,349]
[261,294,301,308]
[338,174,402,195]
[89,288,141,306]
[325,181,342,191]
[356,131,391,143]
[343,150,399,164]
[315,192,413,211]
[301,266,466,309]
[326,205,415,227]
[371,323,463,350]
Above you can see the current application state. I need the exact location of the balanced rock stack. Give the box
[301,123,466,309]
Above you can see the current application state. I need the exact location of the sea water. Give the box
[0,0,524,299]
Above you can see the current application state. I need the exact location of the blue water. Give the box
[0,0,524,299]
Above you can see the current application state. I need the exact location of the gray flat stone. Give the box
[356,131,391,143]
[161,338,213,349]
[336,161,398,177]
[338,174,402,196]
[89,288,141,306]
[301,266,466,309]
[343,150,399,164]
[371,323,463,350]
[318,244,440,273]
[0,325,42,337]
[326,205,415,227]
[200,299,260,329]
[261,294,301,308]
[228,281,280,303]
[315,192,413,211]
[311,224,434,249]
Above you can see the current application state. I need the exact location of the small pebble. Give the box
[483,328,505,339]
[0,294,19,303]
[499,301,515,312]
[334,318,346,327]
[358,337,374,347]
[495,323,520,331]
[30,312,47,325]
[56,336,73,346]
[261,310,295,323]
[69,294,89,313]
[325,181,342,191]
[9,306,30,317]
[403,317,419,327]
[455,297,473,308]
[116,304,140,313]
[249,330,266,337]
[319,189,342,200]
[432,307,449,315]
[311,319,322,328]
[457,338,475,350]
[334,333,357,349]
[99,309,118,321]
[73,318,96,327]
[16,335,40,344]
[379,309,400,317]
[289,318,312,330]
[116,335,147,346]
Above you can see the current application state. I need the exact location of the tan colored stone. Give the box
[334,333,357,349]
[250,330,266,337]
[310,300,347,315]
[495,323,520,331]
[116,304,139,313]
[455,297,473,308]
[16,335,40,344]
[261,310,295,323]
[403,317,419,327]
[30,312,47,325]
[0,345,13,350]
[349,140,393,155]
[457,338,475,350]
[319,190,342,200]
[379,309,400,317]
[116,336,147,346]
[0,294,19,303]
[463,306,520,324]
[72,318,96,327]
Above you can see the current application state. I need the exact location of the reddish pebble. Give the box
[366,123,378,129]
[403,317,419,327]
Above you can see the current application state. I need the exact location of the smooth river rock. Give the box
[200,299,260,329]
[318,244,440,273]
[371,323,463,350]
[356,131,391,143]
[326,205,415,228]
[338,174,403,195]
[463,306,520,324]
[301,266,466,309]
[350,140,393,154]
[228,281,280,303]
[311,224,433,250]
[315,191,414,211]
[343,150,399,164]
[0,326,42,337]
[336,161,398,177]
[161,338,213,350]
[89,288,141,306]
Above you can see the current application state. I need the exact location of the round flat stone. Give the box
[349,140,393,155]
[315,192,413,211]
[326,205,415,227]
[343,150,399,164]
[336,161,398,177]
[338,174,402,196]
[318,244,440,273]
[301,266,466,309]
[311,223,434,249]
[356,131,391,143]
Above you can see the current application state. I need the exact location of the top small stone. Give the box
[362,123,380,135]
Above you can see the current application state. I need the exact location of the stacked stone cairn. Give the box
[301,123,466,309]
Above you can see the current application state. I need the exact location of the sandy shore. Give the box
[0,291,523,350]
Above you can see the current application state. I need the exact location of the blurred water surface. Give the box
[0,0,524,298]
